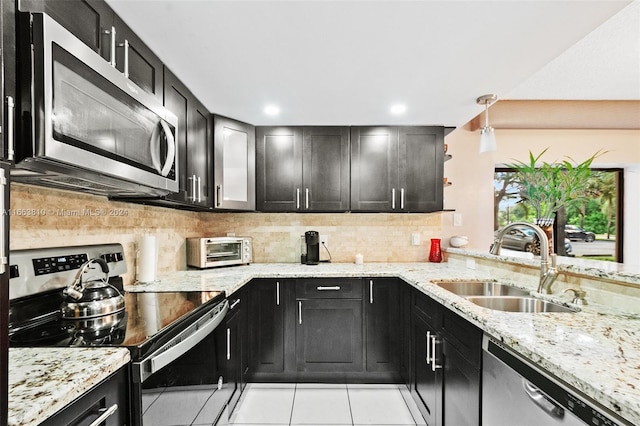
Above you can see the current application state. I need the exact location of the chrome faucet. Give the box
[490,221,558,294]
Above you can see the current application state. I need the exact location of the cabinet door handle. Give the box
[118,39,130,77]
[391,188,396,209]
[369,280,374,304]
[6,96,15,161]
[276,281,280,306]
[190,175,197,202]
[230,299,241,310]
[316,286,340,291]
[400,188,405,209]
[0,169,5,274]
[426,331,431,364]
[298,301,302,324]
[216,185,222,206]
[197,176,202,202]
[226,328,231,360]
[109,26,117,67]
[305,188,310,209]
[296,188,301,209]
[431,335,442,371]
[88,404,119,426]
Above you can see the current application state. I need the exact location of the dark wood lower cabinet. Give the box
[365,278,400,375]
[442,342,480,426]
[241,278,481,425]
[226,290,247,414]
[295,298,363,373]
[412,309,442,426]
[248,279,286,375]
[40,366,129,426]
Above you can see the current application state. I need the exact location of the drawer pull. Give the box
[230,299,241,310]
[88,404,118,426]
[316,286,340,291]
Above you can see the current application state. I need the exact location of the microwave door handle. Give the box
[151,120,176,177]
[160,120,176,177]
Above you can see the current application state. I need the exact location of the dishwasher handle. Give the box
[523,379,565,419]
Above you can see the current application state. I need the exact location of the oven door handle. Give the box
[133,299,229,383]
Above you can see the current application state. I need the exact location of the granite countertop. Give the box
[126,262,640,425]
[8,347,131,426]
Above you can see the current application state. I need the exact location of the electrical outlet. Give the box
[453,213,463,227]
[320,235,329,247]
[411,233,421,246]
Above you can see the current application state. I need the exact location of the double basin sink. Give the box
[434,281,577,313]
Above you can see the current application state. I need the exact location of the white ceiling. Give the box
[106,0,638,127]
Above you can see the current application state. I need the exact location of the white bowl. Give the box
[450,236,469,248]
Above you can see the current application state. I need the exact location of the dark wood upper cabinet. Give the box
[350,126,399,212]
[302,126,350,211]
[20,0,163,102]
[113,15,163,101]
[256,126,349,212]
[256,126,303,212]
[213,115,256,211]
[351,126,444,212]
[162,67,212,209]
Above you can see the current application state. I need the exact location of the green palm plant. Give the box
[505,148,605,226]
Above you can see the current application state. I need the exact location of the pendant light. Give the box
[476,94,498,153]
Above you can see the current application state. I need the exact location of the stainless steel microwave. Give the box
[12,13,178,196]
[186,237,253,269]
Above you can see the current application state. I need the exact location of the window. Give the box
[494,168,623,262]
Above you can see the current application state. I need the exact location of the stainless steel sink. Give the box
[434,281,530,297]
[465,296,578,313]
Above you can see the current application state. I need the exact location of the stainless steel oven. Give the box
[9,244,233,426]
[13,12,178,197]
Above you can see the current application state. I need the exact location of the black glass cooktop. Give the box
[9,290,225,359]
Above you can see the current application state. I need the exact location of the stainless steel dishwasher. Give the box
[482,335,632,426]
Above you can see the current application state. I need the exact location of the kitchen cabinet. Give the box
[136,66,211,210]
[412,290,443,426]
[411,288,482,426]
[2,0,15,161]
[247,279,286,375]
[213,115,256,211]
[19,0,163,101]
[365,278,401,377]
[256,126,350,212]
[350,126,444,212]
[440,308,481,426]
[226,290,248,414]
[295,278,363,373]
[40,366,130,426]
[0,162,8,426]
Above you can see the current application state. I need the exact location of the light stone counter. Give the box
[126,261,640,425]
[8,347,131,426]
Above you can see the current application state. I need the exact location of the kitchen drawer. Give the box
[440,308,482,368]
[412,289,443,329]
[296,278,362,299]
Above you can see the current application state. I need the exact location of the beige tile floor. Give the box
[229,383,426,426]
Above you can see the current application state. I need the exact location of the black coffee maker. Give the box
[301,231,320,265]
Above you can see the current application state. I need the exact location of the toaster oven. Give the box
[186,237,252,268]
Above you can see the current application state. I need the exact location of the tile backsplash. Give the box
[11,184,445,284]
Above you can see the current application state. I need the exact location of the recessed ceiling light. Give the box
[390,104,407,115]
[264,105,280,116]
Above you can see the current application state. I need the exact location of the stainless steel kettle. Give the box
[61,258,125,319]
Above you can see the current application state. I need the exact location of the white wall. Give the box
[441,127,640,265]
